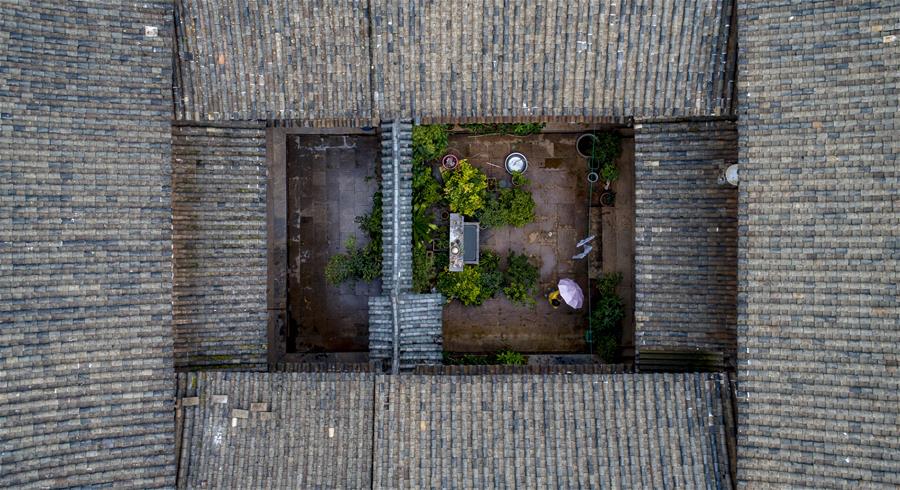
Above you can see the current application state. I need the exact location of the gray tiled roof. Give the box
[175,371,376,488]
[374,373,735,489]
[369,120,443,370]
[0,2,175,488]
[173,0,736,124]
[176,371,735,489]
[172,123,268,370]
[173,0,374,125]
[373,0,736,123]
[736,2,900,487]
[379,119,414,294]
[634,120,738,364]
[369,293,444,369]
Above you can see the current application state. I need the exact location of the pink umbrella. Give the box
[557,279,584,309]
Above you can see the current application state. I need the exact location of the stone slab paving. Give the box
[286,135,381,353]
[443,132,602,353]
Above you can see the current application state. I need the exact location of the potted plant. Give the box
[599,191,615,207]
[441,153,459,170]
[576,133,600,159]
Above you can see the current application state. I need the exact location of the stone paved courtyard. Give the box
[442,131,634,353]
[286,134,380,353]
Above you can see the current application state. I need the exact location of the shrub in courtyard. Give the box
[325,189,383,285]
[478,195,507,228]
[589,272,625,363]
[436,249,501,306]
[495,350,527,365]
[324,247,354,285]
[476,250,503,302]
[588,132,622,167]
[477,173,535,228]
[436,266,483,306]
[412,125,449,165]
[324,235,382,285]
[443,159,487,216]
[502,252,539,306]
[497,187,535,227]
[588,132,622,186]
[412,242,436,293]
[595,335,618,364]
[412,205,438,246]
[590,272,625,334]
[413,169,443,209]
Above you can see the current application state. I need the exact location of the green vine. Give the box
[461,123,545,136]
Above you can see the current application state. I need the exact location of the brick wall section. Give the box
[172,123,267,370]
[374,373,735,488]
[634,120,738,362]
[175,371,375,488]
[173,0,374,125]
[0,2,175,488]
[372,0,736,122]
[737,2,900,487]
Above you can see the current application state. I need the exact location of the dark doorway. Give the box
[285,134,380,353]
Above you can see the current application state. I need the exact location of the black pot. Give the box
[599,191,615,207]
[576,133,599,159]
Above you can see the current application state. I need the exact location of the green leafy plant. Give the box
[325,189,383,285]
[497,187,536,227]
[443,159,487,216]
[443,352,491,365]
[324,245,355,285]
[324,235,382,285]
[436,266,483,305]
[595,336,618,364]
[588,132,622,166]
[436,250,501,306]
[461,123,545,136]
[590,272,625,363]
[495,350,527,365]
[502,252,539,305]
[600,164,620,183]
[477,173,535,228]
[478,196,507,228]
[412,125,449,165]
[476,250,502,303]
[511,171,530,187]
[412,242,436,293]
[586,132,622,185]
[413,205,439,246]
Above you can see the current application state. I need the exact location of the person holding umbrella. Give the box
[549,278,584,309]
